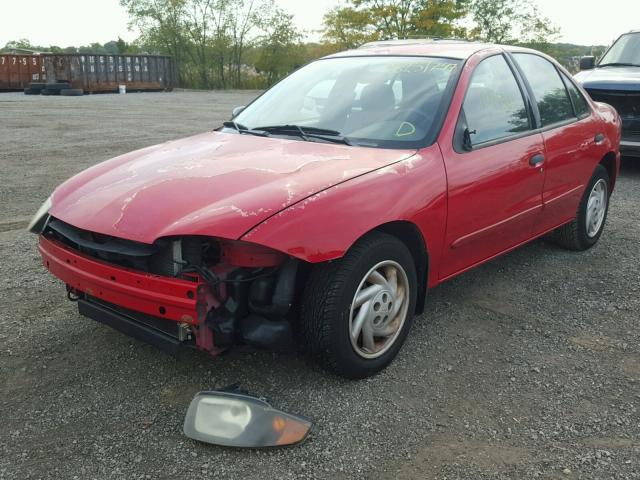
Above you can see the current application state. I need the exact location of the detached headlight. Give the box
[27,196,52,234]
[183,391,312,448]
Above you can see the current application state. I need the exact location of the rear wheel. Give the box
[553,165,610,250]
[301,232,417,379]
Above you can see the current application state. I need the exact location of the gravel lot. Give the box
[1,91,639,480]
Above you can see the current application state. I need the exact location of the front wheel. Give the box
[553,165,610,251]
[301,232,417,379]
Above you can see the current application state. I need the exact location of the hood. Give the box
[574,66,640,91]
[50,132,415,244]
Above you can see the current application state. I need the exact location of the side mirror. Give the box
[231,106,246,118]
[462,127,476,151]
[579,56,596,71]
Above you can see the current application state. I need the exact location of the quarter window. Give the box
[462,55,530,147]
[513,53,574,126]
[560,72,591,118]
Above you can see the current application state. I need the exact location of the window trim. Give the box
[503,53,539,129]
[453,53,536,153]
[453,51,596,154]
[558,69,592,121]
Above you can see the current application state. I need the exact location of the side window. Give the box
[560,72,591,118]
[513,53,575,126]
[462,55,530,146]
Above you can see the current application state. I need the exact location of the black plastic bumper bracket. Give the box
[78,299,182,354]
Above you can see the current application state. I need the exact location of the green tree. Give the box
[323,7,379,49]
[104,41,121,54]
[183,0,216,88]
[468,0,559,45]
[3,39,49,52]
[116,37,129,53]
[322,0,468,49]
[121,0,301,89]
[412,0,469,37]
[121,0,192,84]
[5,39,35,50]
[254,7,303,84]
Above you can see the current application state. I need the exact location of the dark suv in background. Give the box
[576,30,640,157]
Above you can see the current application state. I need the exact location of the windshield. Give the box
[232,56,461,148]
[599,32,640,66]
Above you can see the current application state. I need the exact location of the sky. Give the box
[0,0,638,48]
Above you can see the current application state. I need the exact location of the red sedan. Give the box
[30,40,621,379]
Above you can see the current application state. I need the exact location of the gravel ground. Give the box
[0,91,639,480]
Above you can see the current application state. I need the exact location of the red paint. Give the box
[241,147,448,287]
[533,109,615,234]
[219,240,286,267]
[40,42,622,341]
[438,133,547,278]
[39,236,201,324]
[50,132,415,244]
[0,54,44,90]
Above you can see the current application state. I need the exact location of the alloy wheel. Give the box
[348,260,411,359]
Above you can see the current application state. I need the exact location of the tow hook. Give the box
[66,285,81,302]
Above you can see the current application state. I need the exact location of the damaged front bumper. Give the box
[40,235,203,323]
[38,233,296,355]
[38,235,222,353]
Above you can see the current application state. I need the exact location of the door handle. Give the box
[529,154,545,167]
[594,133,605,144]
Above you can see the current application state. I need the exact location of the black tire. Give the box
[553,165,610,251]
[26,83,45,94]
[40,89,58,96]
[301,232,418,379]
[60,89,84,96]
[43,82,71,92]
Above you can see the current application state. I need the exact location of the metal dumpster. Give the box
[42,54,175,93]
[0,55,45,90]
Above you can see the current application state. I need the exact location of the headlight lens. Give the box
[184,391,312,448]
[27,196,52,234]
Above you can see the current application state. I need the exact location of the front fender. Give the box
[240,144,448,288]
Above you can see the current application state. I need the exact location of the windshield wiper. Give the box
[221,121,269,137]
[598,62,640,67]
[257,125,343,135]
[254,125,353,145]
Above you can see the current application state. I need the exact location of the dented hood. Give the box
[50,131,415,244]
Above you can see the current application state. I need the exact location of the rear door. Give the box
[439,54,545,279]
[510,53,603,234]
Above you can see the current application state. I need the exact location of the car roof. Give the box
[323,39,541,61]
